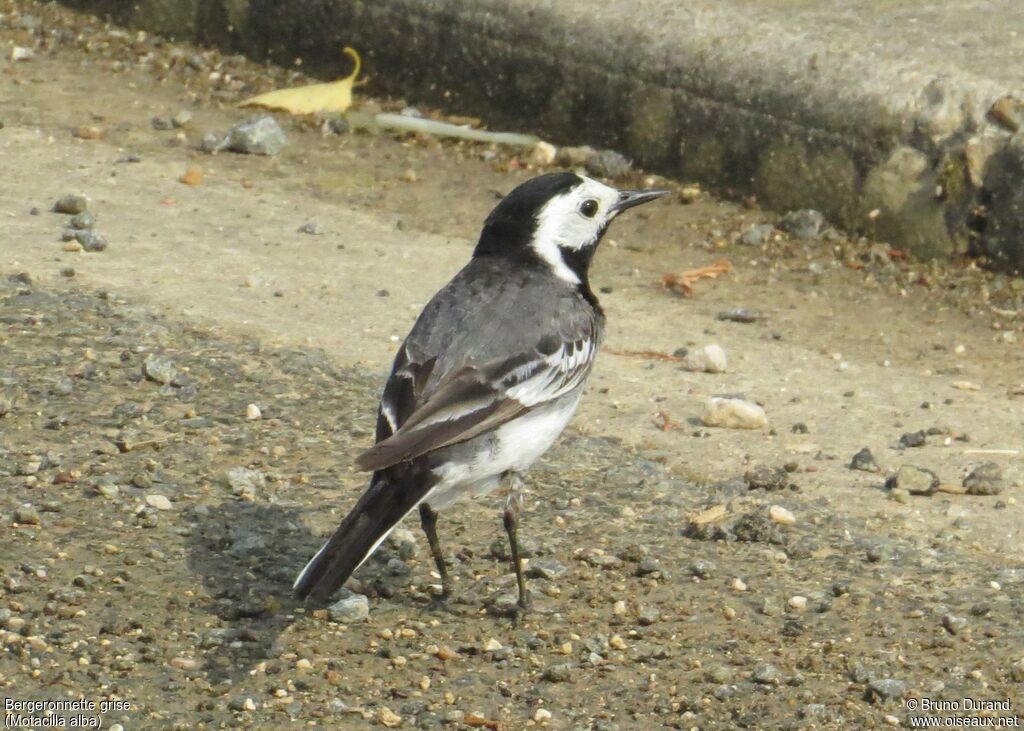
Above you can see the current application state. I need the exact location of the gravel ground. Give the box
[1,2,1023,729]
[0,278,1021,729]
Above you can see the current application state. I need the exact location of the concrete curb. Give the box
[60,0,1024,271]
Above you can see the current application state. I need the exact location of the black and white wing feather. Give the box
[356,257,603,472]
[356,333,597,472]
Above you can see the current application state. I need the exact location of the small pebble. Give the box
[72,125,103,140]
[678,184,701,203]
[681,344,728,373]
[328,593,369,622]
[739,223,775,246]
[690,559,716,579]
[716,308,762,323]
[850,447,879,472]
[143,356,178,385]
[886,465,939,496]
[541,663,574,682]
[226,116,287,156]
[779,209,826,239]
[702,397,768,430]
[942,614,968,635]
[145,494,173,511]
[377,707,402,728]
[769,505,796,525]
[866,678,906,702]
[533,708,552,723]
[54,193,88,215]
[963,462,1003,495]
[93,479,120,499]
[788,595,808,610]
[69,211,96,229]
[14,505,41,525]
[746,465,787,490]
[898,430,926,448]
[555,145,595,167]
[529,141,557,166]
[179,167,204,186]
[585,149,632,179]
[246,403,262,420]
[752,663,781,685]
[75,229,108,252]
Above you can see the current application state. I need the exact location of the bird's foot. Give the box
[421,584,464,614]
[485,590,532,623]
[510,594,534,626]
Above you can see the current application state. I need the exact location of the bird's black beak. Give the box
[613,188,671,213]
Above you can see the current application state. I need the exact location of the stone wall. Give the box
[59,0,1024,272]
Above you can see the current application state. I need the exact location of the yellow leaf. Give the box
[238,47,361,115]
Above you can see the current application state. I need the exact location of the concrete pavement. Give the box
[60,0,1024,271]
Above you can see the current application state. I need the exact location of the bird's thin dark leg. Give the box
[418,503,450,600]
[503,486,530,612]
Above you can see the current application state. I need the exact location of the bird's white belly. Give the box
[424,390,583,510]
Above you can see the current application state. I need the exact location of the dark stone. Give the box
[779,209,826,239]
[897,430,926,448]
[963,462,1004,495]
[849,447,879,472]
[744,464,788,491]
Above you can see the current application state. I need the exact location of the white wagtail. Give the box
[294,172,668,611]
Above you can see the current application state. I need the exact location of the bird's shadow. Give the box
[186,500,319,683]
[185,500,444,684]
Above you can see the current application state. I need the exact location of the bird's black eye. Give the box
[580,199,599,218]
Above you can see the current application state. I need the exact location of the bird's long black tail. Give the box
[293,472,424,603]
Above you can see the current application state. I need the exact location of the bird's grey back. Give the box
[402,256,604,395]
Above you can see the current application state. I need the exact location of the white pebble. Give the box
[484,638,503,652]
[769,505,796,525]
[534,708,553,723]
[246,403,262,420]
[529,141,557,166]
[732,578,748,592]
[145,494,173,511]
[682,344,728,374]
[788,595,808,610]
[701,397,768,430]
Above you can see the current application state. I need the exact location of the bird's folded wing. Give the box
[355,337,595,472]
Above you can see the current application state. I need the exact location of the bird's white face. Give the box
[530,176,624,284]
